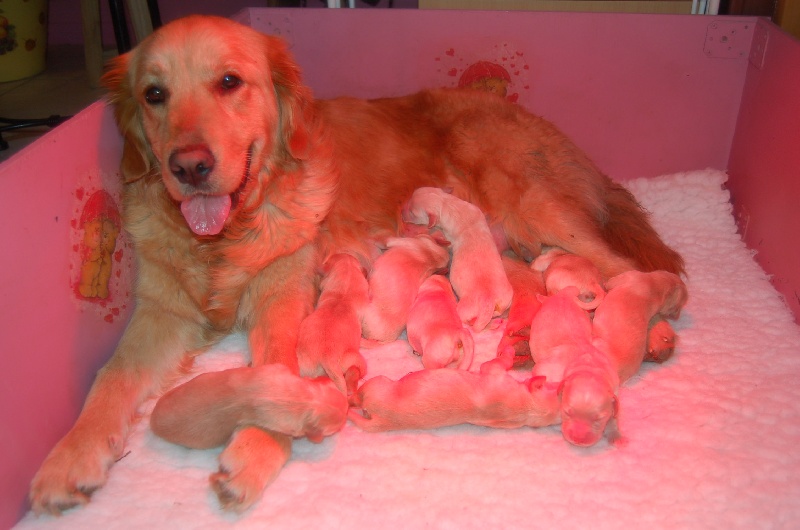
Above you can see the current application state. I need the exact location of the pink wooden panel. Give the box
[240,8,755,181]
[728,20,800,323]
[0,102,130,528]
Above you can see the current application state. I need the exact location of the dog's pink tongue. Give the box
[180,195,231,236]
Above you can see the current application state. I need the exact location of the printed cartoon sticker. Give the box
[435,43,532,103]
[71,176,134,323]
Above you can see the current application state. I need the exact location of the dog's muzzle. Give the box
[178,146,252,236]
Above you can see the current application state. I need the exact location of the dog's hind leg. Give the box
[505,195,638,281]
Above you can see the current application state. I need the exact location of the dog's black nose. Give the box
[169,146,215,187]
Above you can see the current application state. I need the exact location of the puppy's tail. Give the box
[602,181,685,276]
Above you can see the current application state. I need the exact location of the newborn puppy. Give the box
[486,254,547,371]
[362,234,450,342]
[349,369,560,432]
[524,286,622,447]
[532,247,605,310]
[645,317,677,363]
[407,274,475,370]
[592,270,689,382]
[297,253,369,397]
[527,286,593,386]
[151,364,349,448]
[403,187,513,331]
[559,348,621,447]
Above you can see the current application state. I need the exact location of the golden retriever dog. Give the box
[559,348,621,447]
[348,369,561,432]
[482,253,547,373]
[402,186,513,331]
[296,253,369,398]
[525,287,621,448]
[592,270,688,382]
[361,234,450,342]
[645,317,678,363]
[29,15,683,514]
[532,247,606,311]
[560,271,687,447]
[150,364,349,449]
[528,286,594,387]
[406,274,475,370]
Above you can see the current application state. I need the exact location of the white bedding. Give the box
[17,169,800,529]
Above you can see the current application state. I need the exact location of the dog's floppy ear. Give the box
[102,52,153,183]
[264,35,313,161]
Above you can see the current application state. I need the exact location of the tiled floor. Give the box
[0,45,107,162]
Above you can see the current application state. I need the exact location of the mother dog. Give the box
[29,15,682,514]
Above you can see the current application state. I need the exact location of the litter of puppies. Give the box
[154,187,688,449]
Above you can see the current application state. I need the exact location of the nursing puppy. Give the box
[558,348,621,447]
[525,286,622,447]
[592,270,689,382]
[30,15,684,514]
[532,247,606,310]
[407,274,475,370]
[349,369,561,432]
[403,187,513,331]
[645,317,677,363]
[151,364,349,448]
[296,253,369,397]
[527,286,594,386]
[486,253,547,371]
[361,234,450,342]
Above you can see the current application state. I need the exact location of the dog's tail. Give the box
[602,181,685,276]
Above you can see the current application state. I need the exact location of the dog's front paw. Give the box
[29,427,123,515]
[210,427,292,512]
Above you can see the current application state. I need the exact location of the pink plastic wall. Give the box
[0,103,129,528]
[728,20,800,322]
[3,9,798,528]
[239,8,755,181]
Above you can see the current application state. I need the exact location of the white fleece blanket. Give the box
[16,169,800,529]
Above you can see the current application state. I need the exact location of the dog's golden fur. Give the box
[29,15,683,514]
[348,369,561,432]
[150,364,349,449]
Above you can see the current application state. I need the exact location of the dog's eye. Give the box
[144,86,167,105]
[220,74,242,91]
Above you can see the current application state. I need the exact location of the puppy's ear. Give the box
[428,228,451,247]
[102,52,153,184]
[265,35,313,161]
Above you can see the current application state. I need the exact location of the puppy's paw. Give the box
[457,298,493,332]
[480,358,506,374]
[29,428,123,515]
[211,427,291,512]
